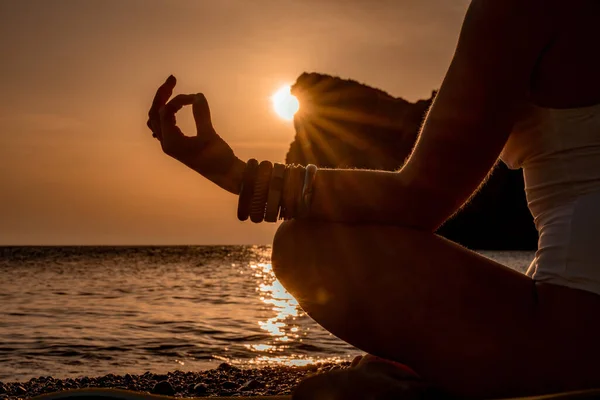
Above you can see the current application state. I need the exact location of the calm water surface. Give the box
[0,246,533,382]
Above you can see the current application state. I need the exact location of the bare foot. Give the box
[292,355,434,400]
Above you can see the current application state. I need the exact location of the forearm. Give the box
[297,98,507,229]
[184,153,246,196]
[306,168,451,231]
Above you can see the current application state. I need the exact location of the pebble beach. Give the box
[0,362,349,399]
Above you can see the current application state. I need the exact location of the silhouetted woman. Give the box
[146,0,600,397]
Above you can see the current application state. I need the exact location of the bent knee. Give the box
[272,220,347,309]
[272,219,340,262]
[271,220,314,279]
[271,220,341,293]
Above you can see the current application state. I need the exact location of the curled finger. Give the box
[159,94,196,139]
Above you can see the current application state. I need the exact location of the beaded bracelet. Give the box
[281,165,303,220]
[279,166,292,220]
[250,161,273,223]
[237,160,318,222]
[265,163,285,222]
[237,159,259,221]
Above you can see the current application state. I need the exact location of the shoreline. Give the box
[0,362,349,399]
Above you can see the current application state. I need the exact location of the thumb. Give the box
[192,93,215,136]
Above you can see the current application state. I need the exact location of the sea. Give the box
[0,246,534,382]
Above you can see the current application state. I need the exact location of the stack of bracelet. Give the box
[237,159,318,222]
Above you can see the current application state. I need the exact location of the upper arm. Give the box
[401,0,554,228]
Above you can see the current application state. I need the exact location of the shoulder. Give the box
[460,0,555,44]
[447,0,556,100]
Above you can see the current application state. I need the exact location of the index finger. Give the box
[147,75,177,138]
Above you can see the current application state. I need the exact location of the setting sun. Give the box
[271,85,299,120]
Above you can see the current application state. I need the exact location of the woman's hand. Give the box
[147,76,245,195]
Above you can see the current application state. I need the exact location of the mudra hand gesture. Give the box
[147,76,245,194]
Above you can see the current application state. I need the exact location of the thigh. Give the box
[271,220,600,397]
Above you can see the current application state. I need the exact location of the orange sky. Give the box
[0,0,469,245]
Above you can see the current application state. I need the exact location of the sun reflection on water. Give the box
[256,264,299,342]
[232,248,348,367]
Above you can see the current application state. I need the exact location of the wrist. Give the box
[228,158,246,195]
[186,149,245,195]
[211,157,245,195]
[235,161,318,223]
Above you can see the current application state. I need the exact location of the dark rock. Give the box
[217,362,239,372]
[124,374,133,382]
[192,383,208,395]
[222,380,238,390]
[99,373,115,383]
[15,385,27,394]
[0,385,5,394]
[288,72,538,250]
[151,380,175,396]
[152,374,169,382]
[240,379,264,390]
